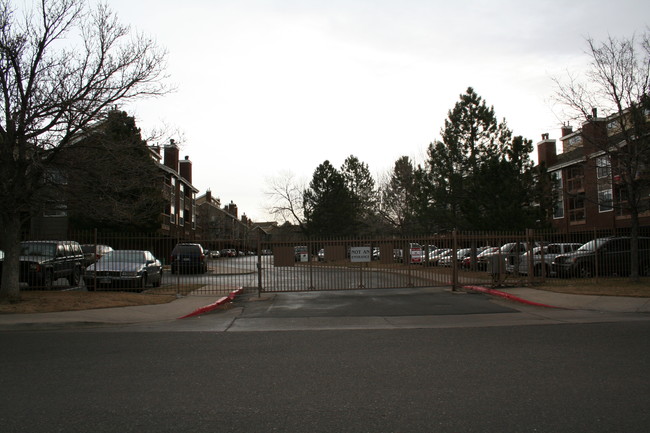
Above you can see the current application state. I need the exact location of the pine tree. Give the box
[340,155,379,235]
[423,88,539,230]
[303,161,355,237]
[60,110,165,232]
[379,156,418,234]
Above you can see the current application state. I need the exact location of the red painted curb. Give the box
[177,287,244,319]
[463,285,564,309]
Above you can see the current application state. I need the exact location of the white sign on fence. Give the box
[350,246,371,263]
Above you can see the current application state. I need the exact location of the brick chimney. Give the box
[164,139,179,171]
[560,124,573,138]
[581,117,607,156]
[537,133,557,167]
[179,155,192,183]
[225,201,238,219]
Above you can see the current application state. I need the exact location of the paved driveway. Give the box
[239,287,516,318]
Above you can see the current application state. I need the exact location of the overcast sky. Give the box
[110,0,650,222]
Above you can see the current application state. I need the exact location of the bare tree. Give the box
[0,0,170,301]
[264,171,306,230]
[552,32,650,279]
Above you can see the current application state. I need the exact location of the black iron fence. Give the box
[12,228,650,294]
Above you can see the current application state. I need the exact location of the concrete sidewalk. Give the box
[0,286,648,331]
[0,294,222,330]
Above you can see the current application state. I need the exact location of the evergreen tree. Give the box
[340,155,379,235]
[379,156,418,234]
[303,160,355,237]
[423,88,539,230]
[61,110,165,232]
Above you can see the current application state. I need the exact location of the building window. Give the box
[43,202,68,217]
[596,156,611,179]
[568,192,586,223]
[192,193,197,230]
[566,166,584,192]
[552,171,564,219]
[598,187,613,212]
[170,177,176,224]
[179,185,185,226]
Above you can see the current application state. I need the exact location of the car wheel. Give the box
[42,271,53,290]
[533,264,549,277]
[68,267,80,287]
[578,264,593,278]
[152,271,162,288]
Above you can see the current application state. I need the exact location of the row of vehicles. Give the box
[425,237,650,278]
[311,237,650,278]
[0,240,163,290]
[0,240,237,291]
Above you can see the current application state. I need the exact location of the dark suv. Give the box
[1,240,85,289]
[170,243,207,274]
[553,236,650,278]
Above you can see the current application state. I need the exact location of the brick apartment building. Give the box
[537,109,650,233]
[153,140,199,239]
[195,191,257,242]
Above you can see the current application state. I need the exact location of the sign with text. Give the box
[350,246,371,262]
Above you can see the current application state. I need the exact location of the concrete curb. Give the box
[462,285,565,309]
[177,287,244,319]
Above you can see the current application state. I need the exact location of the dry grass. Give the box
[0,291,177,314]
[0,283,214,314]
[531,278,650,298]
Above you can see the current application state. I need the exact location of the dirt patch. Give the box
[0,291,177,314]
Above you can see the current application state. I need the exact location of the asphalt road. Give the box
[2,322,650,432]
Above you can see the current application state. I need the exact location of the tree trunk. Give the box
[0,212,23,302]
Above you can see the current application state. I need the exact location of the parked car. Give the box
[477,242,529,272]
[85,250,162,290]
[0,240,85,289]
[459,246,494,269]
[220,248,236,257]
[553,237,650,278]
[427,248,452,266]
[409,243,424,264]
[208,250,221,259]
[170,243,207,274]
[439,248,472,267]
[393,243,424,264]
[513,243,583,276]
[81,244,114,267]
[294,245,308,261]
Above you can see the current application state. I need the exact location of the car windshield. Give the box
[20,243,56,257]
[577,239,608,252]
[102,251,145,263]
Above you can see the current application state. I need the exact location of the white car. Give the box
[513,243,583,276]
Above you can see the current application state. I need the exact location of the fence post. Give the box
[526,229,534,286]
[594,228,599,282]
[452,230,458,291]
[257,232,262,297]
